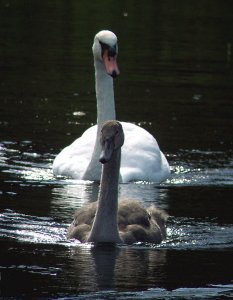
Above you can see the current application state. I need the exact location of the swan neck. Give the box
[95,60,116,124]
[82,59,116,181]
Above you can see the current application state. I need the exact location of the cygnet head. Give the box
[92,30,120,78]
[99,120,124,164]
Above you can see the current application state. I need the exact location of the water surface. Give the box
[0,0,233,299]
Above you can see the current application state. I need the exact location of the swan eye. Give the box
[99,41,108,48]
[99,41,108,56]
[99,41,117,57]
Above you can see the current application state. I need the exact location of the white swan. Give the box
[67,120,168,244]
[53,30,170,183]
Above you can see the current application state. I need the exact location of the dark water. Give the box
[1,1,233,299]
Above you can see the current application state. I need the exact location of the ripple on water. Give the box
[73,285,233,299]
[164,217,233,250]
[1,141,233,186]
[168,149,233,186]
[1,209,232,251]
[0,209,72,246]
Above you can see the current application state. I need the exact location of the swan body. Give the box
[53,30,170,183]
[53,121,169,183]
[67,120,168,244]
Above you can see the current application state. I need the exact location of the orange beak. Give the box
[102,50,120,78]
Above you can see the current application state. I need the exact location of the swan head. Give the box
[93,30,120,78]
[99,120,124,163]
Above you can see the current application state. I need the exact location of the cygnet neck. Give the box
[87,148,122,243]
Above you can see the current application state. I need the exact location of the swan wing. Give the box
[52,125,97,179]
[120,122,170,183]
[53,122,170,183]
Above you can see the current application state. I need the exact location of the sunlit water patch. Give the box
[167,149,233,186]
[0,140,54,182]
[165,217,233,250]
[0,209,72,246]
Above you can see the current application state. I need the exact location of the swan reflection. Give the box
[67,244,167,291]
[51,180,168,223]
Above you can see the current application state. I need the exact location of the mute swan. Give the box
[67,120,168,244]
[53,30,170,183]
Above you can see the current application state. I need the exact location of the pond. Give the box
[0,1,233,299]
